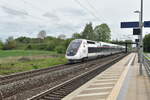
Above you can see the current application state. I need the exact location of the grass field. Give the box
[0,50,67,75]
[0,50,58,58]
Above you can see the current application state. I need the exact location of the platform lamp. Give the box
[134,8,143,75]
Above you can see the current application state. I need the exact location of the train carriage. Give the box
[66,39,125,63]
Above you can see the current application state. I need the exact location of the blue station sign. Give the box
[121,22,139,28]
[144,21,150,27]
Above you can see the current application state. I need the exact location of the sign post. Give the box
[120,0,150,75]
[133,28,141,35]
[121,22,139,28]
[138,0,143,75]
[144,21,150,27]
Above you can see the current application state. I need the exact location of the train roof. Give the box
[73,39,125,48]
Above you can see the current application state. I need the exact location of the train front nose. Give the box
[66,40,82,60]
[67,49,78,56]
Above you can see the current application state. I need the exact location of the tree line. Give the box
[0,22,140,53]
[72,22,111,42]
[0,22,111,53]
[0,36,73,54]
[143,33,150,52]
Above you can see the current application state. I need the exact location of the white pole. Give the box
[139,0,143,75]
[138,13,140,63]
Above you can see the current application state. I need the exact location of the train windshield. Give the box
[67,40,82,56]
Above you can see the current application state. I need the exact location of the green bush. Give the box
[26,44,32,50]
[26,44,47,50]
[3,41,16,50]
[144,34,150,52]
[3,37,17,50]
[0,41,4,50]
[46,42,56,51]
[37,44,47,50]
[55,46,66,54]
[2,36,73,51]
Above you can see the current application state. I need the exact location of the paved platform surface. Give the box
[62,53,133,100]
[124,54,150,100]
[63,53,150,100]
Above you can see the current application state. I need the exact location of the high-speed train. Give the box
[65,39,125,62]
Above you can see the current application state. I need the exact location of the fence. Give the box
[143,54,150,76]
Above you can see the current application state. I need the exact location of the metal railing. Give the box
[143,54,150,76]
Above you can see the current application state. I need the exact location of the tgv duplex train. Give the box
[65,39,125,62]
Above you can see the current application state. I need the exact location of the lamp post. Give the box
[139,0,143,75]
[134,0,143,75]
[134,10,140,63]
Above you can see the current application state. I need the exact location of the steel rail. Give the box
[28,54,127,100]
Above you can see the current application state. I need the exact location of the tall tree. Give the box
[37,30,46,39]
[72,33,82,39]
[0,40,3,50]
[94,23,111,42]
[58,34,66,40]
[81,22,95,40]
[15,37,31,43]
[4,36,16,50]
[143,33,150,52]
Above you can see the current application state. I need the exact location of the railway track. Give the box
[0,53,123,85]
[28,53,127,100]
[0,53,127,100]
[0,63,81,85]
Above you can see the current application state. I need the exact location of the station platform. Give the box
[63,53,150,100]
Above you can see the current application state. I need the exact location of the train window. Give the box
[101,47,104,52]
[103,45,109,47]
[69,41,82,49]
[67,40,82,56]
[87,41,95,44]
[97,48,101,52]
[88,47,97,53]
[88,47,92,53]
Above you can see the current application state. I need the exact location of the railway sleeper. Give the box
[57,90,72,93]
[61,87,76,91]
[43,96,53,99]
[51,92,66,96]
[42,97,61,100]
[53,91,66,94]
[46,93,64,96]
[59,88,73,92]
[45,94,64,98]
[59,90,73,93]
[37,99,44,100]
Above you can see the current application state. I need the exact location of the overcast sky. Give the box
[0,0,150,41]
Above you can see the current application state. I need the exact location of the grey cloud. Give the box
[1,6,28,17]
[56,23,83,33]
[43,12,60,21]
[59,8,87,16]
[0,21,44,41]
[0,21,39,33]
